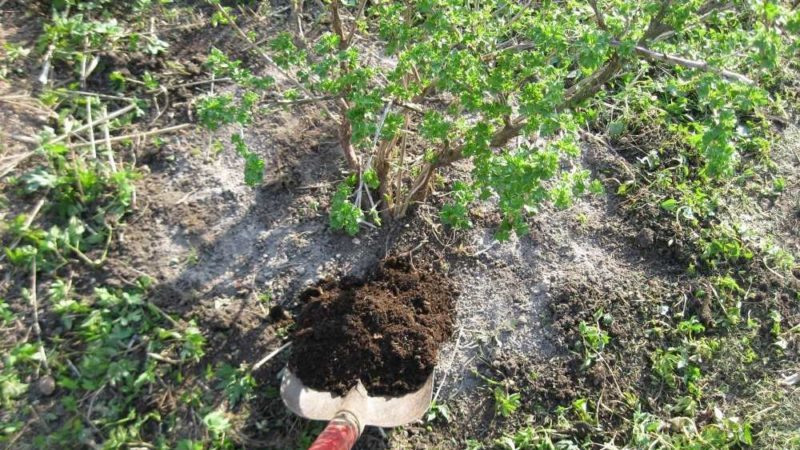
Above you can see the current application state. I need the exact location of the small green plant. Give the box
[577,310,611,369]
[493,386,522,418]
[426,401,451,423]
[215,363,257,406]
[0,298,14,324]
[329,182,365,235]
[495,427,566,450]
[202,409,232,442]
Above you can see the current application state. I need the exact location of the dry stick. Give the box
[290,0,306,45]
[147,302,180,328]
[66,225,113,267]
[0,197,47,263]
[213,2,312,98]
[433,326,463,404]
[55,89,133,101]
[0,95,60,118]
[268,95,338,107]
[100,106,117,172]
[344,0,369,47]
[355,101,393,208]
[611,40,754,85]
[38,43,55,85]
[252,342,292,371]
[85,101,98,159]
[147,353,181,365]
[67,123,192,149]
[588,0,607,30]
[80,41,98,160]
[85,382,107,433]
[154,77,232,92]
[29,259,50,374]
[49,103,137,146]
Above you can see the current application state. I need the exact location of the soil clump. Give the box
[290,257,458,396]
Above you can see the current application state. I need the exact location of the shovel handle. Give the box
[308,412,361,450]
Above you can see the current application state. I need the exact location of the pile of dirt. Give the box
[289,257,458,396]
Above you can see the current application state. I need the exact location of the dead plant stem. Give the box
[252,342,292,371]
[29,259,50,374]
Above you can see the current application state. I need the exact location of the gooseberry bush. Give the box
[201,0,799,239]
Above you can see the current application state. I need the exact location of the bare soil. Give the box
[291,257,458,395]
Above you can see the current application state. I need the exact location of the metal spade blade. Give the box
[280,369,433,429]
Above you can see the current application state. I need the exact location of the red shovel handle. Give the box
[308,412,361,450]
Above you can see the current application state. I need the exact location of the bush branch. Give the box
[613,40,754,84]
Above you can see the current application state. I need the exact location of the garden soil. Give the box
[290,257,458,395]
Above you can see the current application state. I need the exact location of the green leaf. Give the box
[660,199,679,212]
[202,410,230,436]
[231,134,264,187]
[20,167,57,193]
[329,184,363,236]
[0,373,28,405]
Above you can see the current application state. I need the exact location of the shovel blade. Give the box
[280,370,433,428]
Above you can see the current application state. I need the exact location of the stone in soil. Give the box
[289,257,458,396]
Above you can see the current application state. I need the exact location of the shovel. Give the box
[280,370,434,450]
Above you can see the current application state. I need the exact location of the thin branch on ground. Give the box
[85,382,107,433]
[147,353,181,365]
[38,43,55,85]
[50,103,137,146]
[147,303,181,328]
[434,325,463,404]
[67,123,192,149]
[100,106,117,172]
[252,342,292,371]
[0,197,47,264]
[267,95,338,107]
[29,259,50,374]
[151,77,232,93]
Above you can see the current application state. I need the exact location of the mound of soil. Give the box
[289,258,458,396]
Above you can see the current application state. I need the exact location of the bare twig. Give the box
[252,342,292,371]
[153,77,232,92]
[290,0,306,45]
[433,326,463,403]
[398,239,429,258]
[345,0,369,47]
[267,95,338,107]
[101,106,117,172]
[80,42,98,159]
[85,100,98,159]
[588,0,607,30]
[471,240,500,257]
[212,2,313,97]
[0,197,47,263]
[355,101,392,208]
[86,383,107,432]
[38,43,55,85]
[65,226,113,268]
[48,103,137,146]
[147,352,181,365]
[612,40,753,84]
[147,302,180,328]
[0,150,35,179]
[29,259,50,374]
[67,123,192,149]
[52,89,133,101]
